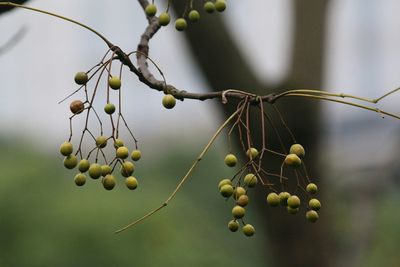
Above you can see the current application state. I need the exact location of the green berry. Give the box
[74,72,88,85]
[266,192,280,207]
[306,210,319,222]
[101,165,112,176]
[104,103,116,115]
[125,176,138,190]
[246,147,259,159]
[131,150,141,161]
[309,198,321,211]
[102,174,116,190]
[242,224,255,237]
[289,144,305,158]
[145,4,157,17]
[243,173,258,187]
[60,142,73,156]
[287,206,299,214]
[78,159,90,172]
[116,146,129,159]
[158,12,170,26]
[236,194,249,207]
[162,94,176,109]
[287,195,301,209]
[95,136,107,148]
[233,186,246,200]
[215,0,226,12]
[109,76,121,90]
[64,155,78,169]
[279,192,291,206]
[220,184,234,198]
[88,163,102,179]
[224,154,237,167]
[113,138,124,149]
[306,183,318,194]
[70,100,85,114]
[120,161,135,177]
[218,179,232,189]
[284,153,302,167]
[188,10,200,22]
[174,18,187,31]
[74,173,86,186]
[232,205,245,219]
[204,1,215,13]
[228,220,239,232]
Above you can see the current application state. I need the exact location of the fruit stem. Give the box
[0,2,113,47]
[282,93,400,120]
[115,108,241,234]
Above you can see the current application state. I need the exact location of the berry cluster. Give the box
[215,97,322,237]
[144,0,227,31]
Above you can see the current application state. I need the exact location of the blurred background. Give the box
[1,0,400,266]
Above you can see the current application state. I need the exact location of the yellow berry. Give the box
[74,72,88,85]
[306,210,319,222]
[158,12,170,26]
[125,176,138,190]
[279,192,291,206]
[215,0,226,12]
[233,186,246,200]
[95,136,107,148]
[236,195,249,207]
[102,174,116,190]
[131,150,141,161]
[109,76,121,90]
[175,18,187,31]
[88,163,102,179]
[188,10,200,22]
[78,159,90,172]
[116,146,129,159]
[145,4,157,17]
[243,173,257,187]
[224,154,237,167]
[246,147,259,159]
[266,192,280,207]
[242,224,255,237]
[309,198,321,211]
[204,1,215,13]
[284,154,302,167]
[289,144,305,158]
[60,142,73,156]
[162,94,176,109]
[287,195,301,209]
[306,183,318,194]
[74,173,86,186]
[120,161,135,177]
[228,220,239,232]
[232,205,245,219]
[64,155,78,169]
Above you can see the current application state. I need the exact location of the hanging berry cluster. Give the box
[216,99,322,237]
[146,0,227,31]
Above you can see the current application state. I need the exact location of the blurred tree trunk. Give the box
[172,1,332,267]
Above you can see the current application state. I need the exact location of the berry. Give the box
[104,103,116,115]
[174,18,187,31]
[74,72,88,85]
[266,192,280,207]
[125,176,138,190]
[306,210,319,222]
[74,173,86,186]
[284,154,302,167]
[113,138,124,149]
[116,146,129,159]
[306,183,318,194]
[287,195,301,209]
[204,1,215,13]
[120,161,135,177]
[131,150,141,161]
[188,10,200,22]
[309,198,321,211]
[78,159,90,172]
[287,206,299,214]
[64,155,78,169]
[236,195,249,207]
[218,179,232,189]
[233,186,246,200]
[158,12,170,26]
[244,173,257,187]
[145,4,157,17]
[242,224,255,237]
[162,94,176,109]
[109,76,121,90]
[60,142,73,156]
[228,220,239,232]
[95,136,107,148]
[101,165,112,176]
[215,0,226,12]
[88,163,102,179]
[224,154,237,167]
[220,184,234,198]
[289,144,305,158]
[246,147,259,159]
[232,205,245,219]
[70,100,84,114]
[102,174,116,190]
[279,192,291,206]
